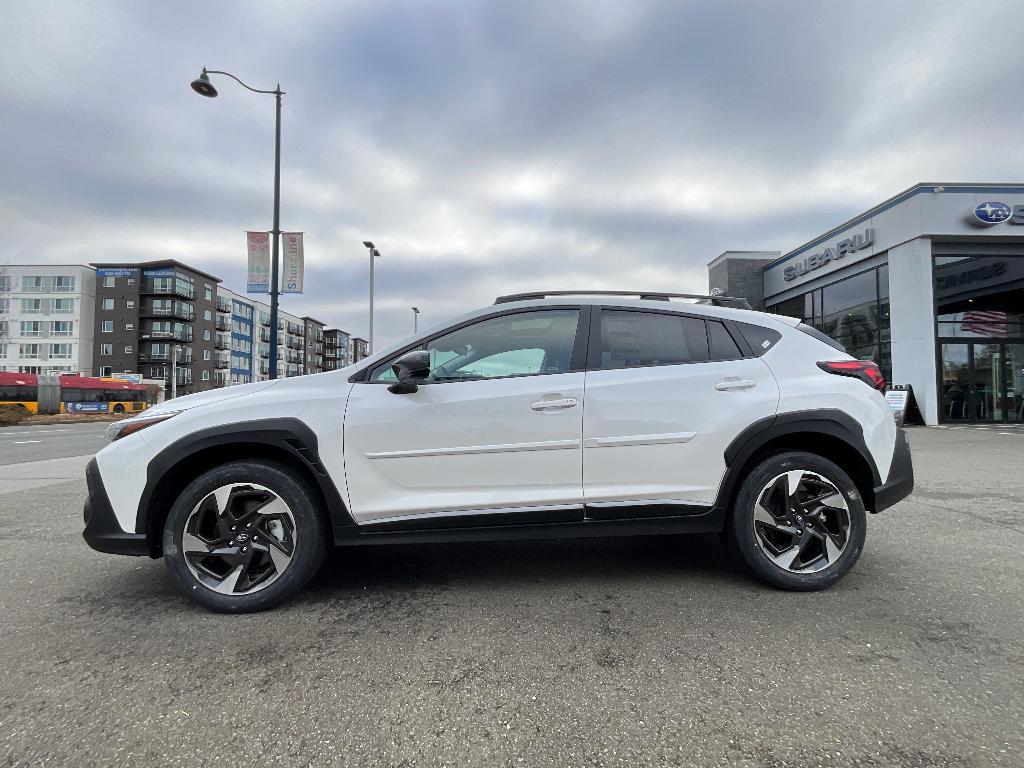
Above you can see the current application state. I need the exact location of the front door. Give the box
[941,342,1024,423]
[343,308,587,524]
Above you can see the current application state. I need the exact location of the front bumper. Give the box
[872,428,914,513]
[83,458,149,556]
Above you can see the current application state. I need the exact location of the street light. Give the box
[362,241,381,353]
[412,306,420,334]
[191,66,285,379]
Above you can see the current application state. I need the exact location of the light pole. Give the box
[191,67,284,379]
[362,241,381,353]
[170,345,182,399]
[412,306,420,334]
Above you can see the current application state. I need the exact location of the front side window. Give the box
[597,310,708,370]
[370,309,580,382]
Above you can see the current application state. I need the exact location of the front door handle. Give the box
[715,378,756,391]
[530,398,578,411]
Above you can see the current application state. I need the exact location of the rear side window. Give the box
[598,310,709,370]
[735,322,782,357]
[708,321,743,361]
[797,322,847,353]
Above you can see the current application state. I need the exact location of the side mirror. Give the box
[388,349,431,394]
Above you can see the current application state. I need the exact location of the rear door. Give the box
[581,308,780,512]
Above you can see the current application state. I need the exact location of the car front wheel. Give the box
[728,451,867,591]
[162,460,327,612]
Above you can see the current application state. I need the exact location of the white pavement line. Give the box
[0,454,94,495]
[12,440,42,444]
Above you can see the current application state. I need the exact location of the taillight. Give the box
[817,360,886,391]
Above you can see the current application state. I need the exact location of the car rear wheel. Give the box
[162,460,327,612]
[728,451,866,591]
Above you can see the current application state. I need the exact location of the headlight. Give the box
[105,411,180,442]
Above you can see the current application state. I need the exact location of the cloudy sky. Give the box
[2,1,1023,347]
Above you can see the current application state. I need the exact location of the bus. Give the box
[0,372,150,415]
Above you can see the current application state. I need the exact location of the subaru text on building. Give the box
[83,291,914,612]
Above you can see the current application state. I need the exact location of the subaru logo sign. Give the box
[966,201,1020,227]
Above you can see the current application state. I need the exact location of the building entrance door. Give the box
[941,342,1024,423]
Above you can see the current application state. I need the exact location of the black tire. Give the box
[727,451,866,591]
[162,460,328,612]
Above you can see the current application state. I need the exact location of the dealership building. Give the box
[709,183,1024,426]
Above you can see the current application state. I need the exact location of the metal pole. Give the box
[412,307,419,333]
[171,346,178,399]
[268,87,283,380]
[369,248,375,354]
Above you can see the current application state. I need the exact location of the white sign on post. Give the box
[246,232,271,293]
[281,232,304,293]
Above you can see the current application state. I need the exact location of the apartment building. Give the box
[323,328,353,370]
[351,337,369,363]
[0,264,96,374]
[91,261,219,396]
[214,286,327,385]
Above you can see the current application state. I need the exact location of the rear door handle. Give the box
[530,398,578,411]
[715,378,756,391]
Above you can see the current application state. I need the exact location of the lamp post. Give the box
[191,67,284,379]
[412,306,420,334]
[170,345,182,399]
[362,241,381,353]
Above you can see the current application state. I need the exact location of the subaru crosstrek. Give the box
[83,291,914,612]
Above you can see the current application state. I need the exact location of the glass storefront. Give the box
[768,264,891,381]
[936,253,1024,423]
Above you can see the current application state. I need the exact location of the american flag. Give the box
[961,310,1007,337]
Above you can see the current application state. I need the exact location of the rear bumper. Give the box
[83,458,149,556]
[872,428,914,513]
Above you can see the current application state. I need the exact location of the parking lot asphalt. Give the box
[1,427,1022,767]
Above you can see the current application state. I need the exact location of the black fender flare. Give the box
[136,417,355,551]
[716,409,882,512]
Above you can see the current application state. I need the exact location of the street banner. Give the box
[282,232,304,293]
[246,231,271,293]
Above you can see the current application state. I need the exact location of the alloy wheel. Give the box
[181,483,297,595]
[752,470,851,573]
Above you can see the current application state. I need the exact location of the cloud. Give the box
[2,0,1023,345]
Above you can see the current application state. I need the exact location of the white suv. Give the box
[83,291,913,612]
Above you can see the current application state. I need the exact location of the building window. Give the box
[204,286,213,301]
[203,349,211,360]
[203,309,212,321]
[49,343,72,359]
[22,276,45,292]
[202,369,211,381]
[100,366,113,377]
[127,278,134,285]
[126,300,135,309]
[21,299,42,314]
[103,276,116,288]
[52,298,73,314]
[101,321,113,333]
[203,329,211,341]
[51,321,73,336]
[124,345,134,353]
[0,276,11,292]
[0,344,6,359]
[53,276,75,292]
[125,323,134,331]
[20,321,42,337]
[100,344,113,355]
[0,298,8,314]
[102,298,114,310]
[19,344,40,358]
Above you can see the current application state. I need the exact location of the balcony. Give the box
[216,297,232,313]
[259,313,271,326]
[215,317,231,332]
[141,328,193,343]
[139,352,193,364]
[214,335,230,350]
[214,356,230,369]
[143,303,194,321]
[142,281,193,299]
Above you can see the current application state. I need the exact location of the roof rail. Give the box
[493,290,752,309]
